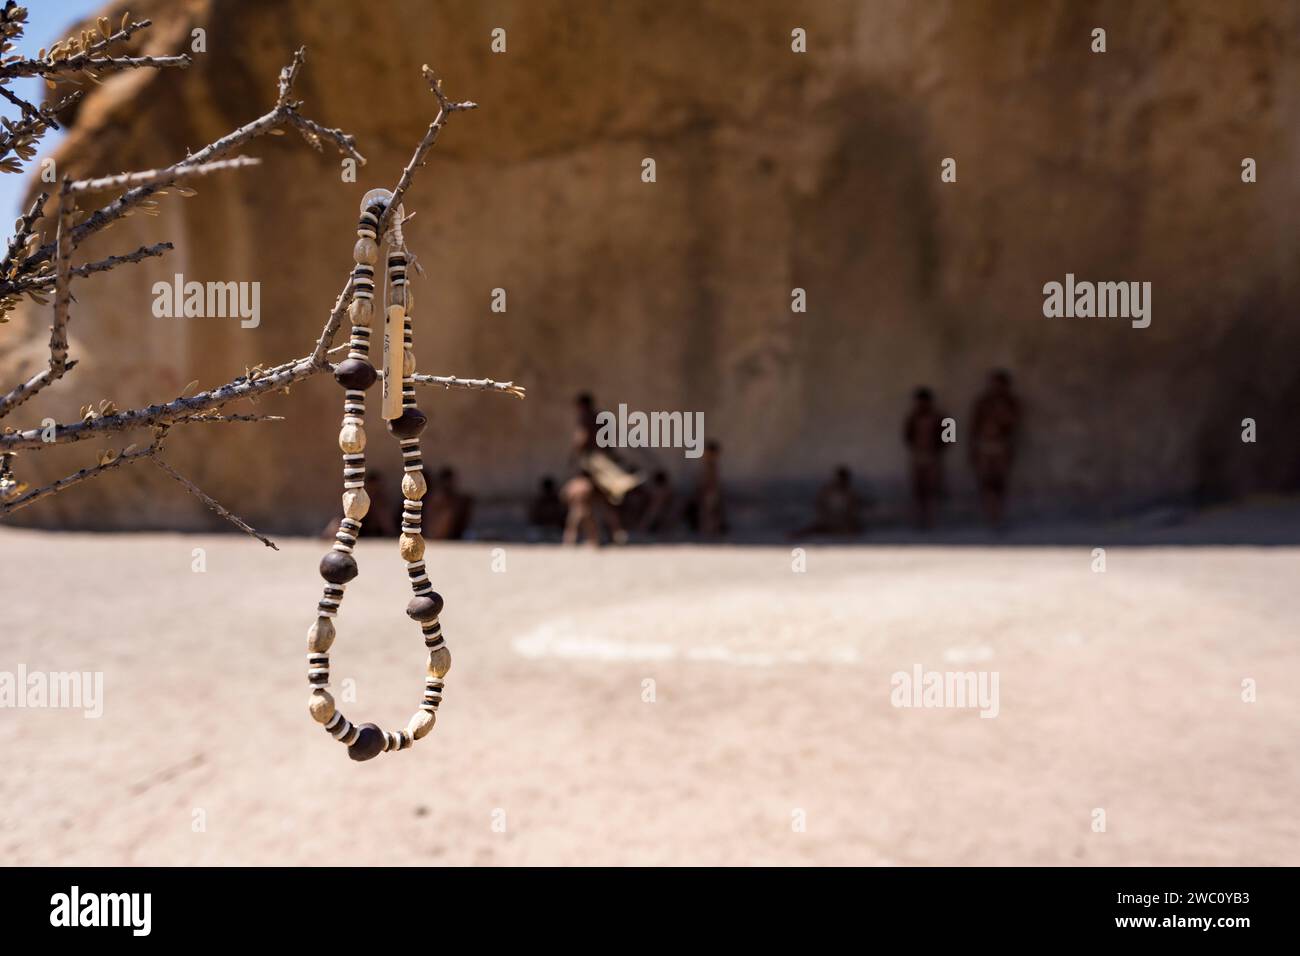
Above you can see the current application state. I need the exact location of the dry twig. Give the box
[0,24,522,537]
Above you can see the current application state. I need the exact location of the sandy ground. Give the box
[1,526,1298,866]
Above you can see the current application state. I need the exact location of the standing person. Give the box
[969,369,1022,531]
[902,387,947,530]
[686,440,727,537]
[637,470,677,536]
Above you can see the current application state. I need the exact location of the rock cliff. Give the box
[2,0,1297,532]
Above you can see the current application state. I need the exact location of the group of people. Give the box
[528,393,727,546]
[901,369,1022,531]
[544,370,1022,544]
[325,370,1021,545]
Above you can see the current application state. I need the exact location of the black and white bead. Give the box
[421,678,444,713]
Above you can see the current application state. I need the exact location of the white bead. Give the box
[339,423,366,454]
[408,710,435,740]
[427,646,451,678]
[308,617,335,652]
[401,471,427,500]
[343,488,370,520]
[309,689,336,723]
[353,237,378,265]
[400,532,424,562]
[348,298,373,328]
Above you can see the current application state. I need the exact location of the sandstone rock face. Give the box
[3,0,1297,532]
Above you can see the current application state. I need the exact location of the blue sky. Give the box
[0,0,104,217]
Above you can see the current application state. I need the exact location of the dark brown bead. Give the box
[406,592,444,622]
[334,359,377,390]
[347,723,385,761]
[320,551,358,584]
[387,407,427,439]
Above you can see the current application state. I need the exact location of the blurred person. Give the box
[562,474,602,546]
[969,369,1022,531]
[902,387,948,530]
[528,475,566,533]
[425,466,474,540]
[794,465,866,536]
[637,469,677,536]
[685,440,727,537]
[569,391,639,544]
[320,470,399,539]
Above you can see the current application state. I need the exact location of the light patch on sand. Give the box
[512,620,861,667]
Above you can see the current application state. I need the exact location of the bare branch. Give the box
[174,413,285,425]
[377,64,478,237]
[0,57,520,533]
[0,190,47,278]
[67,156,261,194]
[0,359,77,419]
[10,183,82,415]
[0,359,316,450]
[20,64,363,272]
[150,454,278,549]
[285,112,364,165]
[413,374,527,399]
[9,242,172,293]
[277,47,307,106]
[0,439,157,517]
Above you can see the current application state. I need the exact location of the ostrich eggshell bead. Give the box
[408,710,435,740]
[308,617,336,652]
[401,471,427,500]
[427,646,452,678]
[339,423,366,454]
[402,348,416,377]
[388,407,427,440]
[309,689,336,723]
[348,298,373,327]
[399,532,425,562]
[407,592,444,622]
[342,487,370,519]
[348,723,385,762]
[320,550,359,584]
[353,236,379,265]
[334,358,377,390]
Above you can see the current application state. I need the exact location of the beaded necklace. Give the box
[306,189,450,762]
